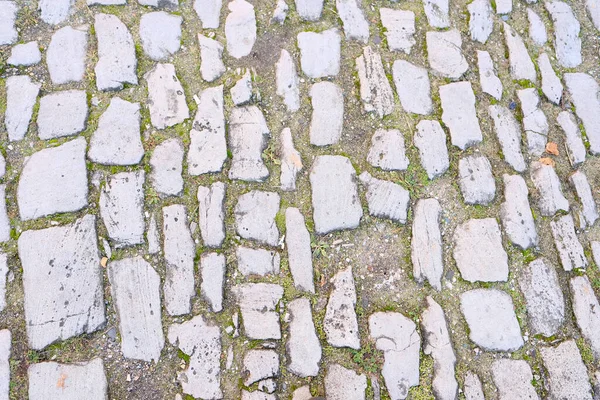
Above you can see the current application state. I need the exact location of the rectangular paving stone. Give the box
[356,46,394,117]
[367,129,409,171]
[236,246,280,276]
[426,30,468,79]
[46,26,87,85]
[198,35,225,82]
[540,340,593,400]
[0,185,9,244]
[197,181,226,248]
[37,90,88,140]
[488,105,526,172]
[550,214,587,271]
[392,60,432,115]
[309,81,343,146]
[285,207,315,293]
[5,75,39,142]
[477,50,502,100]
[337,0,369,42]
[325,364,367,400]
[280,127,303,191]
[288,298,321,377]
[0,1,17,45]
[545,1,581,68]
[150,138,184,197]
[412,198,444,291]
[439,82,482,150]
[234,190,280,246]
[557,111,586,166]
[518,88,548,156]
[570,275,600,358]
[140,11,182,61]
[500,174,538,250]
[200,252,225,312]
[359,172,410,223]
[324,266,360,349]
[233,283,283,340]
[146,63,189,129]
[565,73,600,155]
[458,155,495,205]
[503,22,536,82]
[0,254,7,313]
[491,359,538,400]
[225,0,257,59]
[228,106,270,181]
[570,170,598,227]
[414,121,448,179]
[380,8,415,53]
[297,29,340,78]
[468,0,493,43]
[530,161,569,216]
[276,50,300,112]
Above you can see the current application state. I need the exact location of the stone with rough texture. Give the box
[237,247,280,276]
[18,138,88,221]
[540,340,593,400]
[421,297,457,400]
[468,0,493,43]
[276,50,300,112]
[37,90,88,140]
[108,257,164,362]
[234,191,280,246]
[0,1,16,45]
[197,182,226,248]
[538,53,562,104]
[0,254,7,311]
[531,161,569,216]
[325,364,366,400]
[297,29,340,78]
[188,85,227,174]
[460,289,523,351]
[199,35,226,82]
[380,8,415,53]
[496,0,511,13]
[488,105,526,172]
[272,0,288,22]
[7,41,41,66]
[19,215,105,349]
[5,75,40,142]
[565,73,600,155]
[163,204,195,316]
[504,22,536,82]
[412,199,443,291]
[195,0,221,28]
[336,0,369,42]
[464,372,484,400]
[229,106,270,181]
[324,267,360,349]
[426,30,468,79]
[150,138,184,197]
[557,111,586,166]
[423,0,449,27]
[519,259,564,337]
[285,208,314,293]
[491,359,538,400]
[477,50,502,100]
[369,312,420,400]
[571,276,600,358]
[414,120,449,179]
[356,46,394,117]
[500,174,538,250]
[293,386,312,400]
[233,283,283,339]
[39,0,73,25]
[88,0,126,3]
[528,8,547,46]
[287,298,321,377]
[551,214,587,271]
[0,329,8,399]
[225,0,256,58]
[440,82,482,150]
[295,0,322,20]
[95,13,137,91]
[309,81,343,146]
[242,391,276,400]
[392,60,432,115]
[0,187,8,244]
[570,170,598,227]
[359,172,410,224]
[243,349,278,385]
[231,71,252,105]
[88,97,144,166]
[168,315,222,399]
[518,88,548,156]
[148,214,160,254]
[593,241,600,267]
[546,1,581,68]
[146,63,189,129]
[310,155,362,234]
[47,26,87,85]
[280,128,303,191]
[367,129,409,171]
[28,359,107,400]
[140,12,182,61]
[200,253,225,312]
[458,155,495,205]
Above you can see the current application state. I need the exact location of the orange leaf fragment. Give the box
[546,142,559,155]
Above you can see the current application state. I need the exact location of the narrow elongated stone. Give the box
[546,1,581,68]
[426,30,468,79]
[234,283,283,339]
[412,199,443,290]
[37,90,88,140]
[285,208,314,293]
[95,13,137,91]
[197,182,226,248]
[528,8,547,46]
[309,82,343,146]
[564,73,600,154]
[297,29,340,78]
[464,372,485,400]
[47,26,88,85]
[551,214,587,271]
[198,35,225,82]
[150,138,184,197]
[230,71,252,105]
[477,50,502,100]
[195,0,221,28]
[468,0,493,43]
[200,253,225,312]
[503,22,536,82]
[367,129,409,171]
[570,170,598,226]
[276,50,300,112]
[225,0,256,58]
[324,267,360,349]
[288,298,321,377]
[325,364,366,400]
[147,63,189,129]
[491,360,538,400]
[392,60,432,115]
[147,215,160,254]
[530,161,569,216]
[5,75,40,142]
[229,106,270,181]
[557,111,586,166]
[423,0,449,27]
[234,191,280,246]
[336,0,368,42]
[538,53,562,104]
[439,82,482,149]
[0,255,7,311]
[28,359,107,399]
[356,46,394,117]
[0,329,8,399]
[237,247,280,276]
[140,11,182,61]
[380,8,415,53]
[359,172,410,224]
[488,105,526,172]
[414,120,449,179]
[500,174,538,249]
[0,1,17,45]
[540,340,593,400]
[295,0,322,20]
[570,276,600,357]
[280,128,303,191]
[458,155,495,205]
[518,88,548,156]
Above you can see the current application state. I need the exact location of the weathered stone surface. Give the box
[198,35,225,82]
[439,82,482,150]
[557,111,586,166]
[88,97,143,166]
[593,241,600,266]
[162,204,195,316]
[108,257,164,362]
[336,0,369,42]
[571,276,600,358]
[197,182,226,248]
[150,138,184,197]
[356,46,394,117]
[0,329,8,399]
[7,41,41,66]
[231,71,252,105]
[285,207,314,293]
[297,29,341,78]
[588,0,600,31]
[518,88,548,156]
[37,90,87,140]
[392,60,432,115]
[140,11,182,61]
[194,0,221,28]
[453,218,509,282]
[426,30,468,79]
[18,137,88,221]
[380,8,415,53]
[496,0,511,14]
[241,391,276,400]
[295,0,322,20]
[272,0,287,22]
[0,1,17,45]
[528,8,547,46]
[324,266,360,349]
[292,386,312,400]
[546,1,581,68]
[168,315,222,399]
[0,186,8,244]
[367,129,409,171]
[565,73,600,155]
[225,0,256,58]
[188,85,227,174]
[237,247,280,276]
[468,0,493,43]
[47,26,87,85]
[138,0,178,7]
[460,289,523,351]
[39,0,73,25]
[309,81,343,146]
[280,128,302,191]
[531,161,569,216]
[5,75,40,142]
[519,259,564,337]
[540,340,593,400]
[310,155,362,234]
[28,359,107,399]
[503,22,536,82]
[421,297,457,400]
[464,372,485,400]
[477,50,502,100]
[423,0,449,27]
[229,106,270,181]
[488,105,526,172]
[570,170,598,227]
[0,254,7,311]
[276,50,300,112]
[551,214,587,271]
[233,283,283,339]
[146,63,189,129]
[243,349,279,385]
[88,0,126,4]
[458,155,495,205]
[19,215,105,349]
[500,174,538,250]
[287,298,321,377]
[491,359,538,400]
[412,198,443,291]
[200,253,225,312]
[100,171,145,247]
[359,172,410,223]
[538,53,562,104]
[325,364,367,400]
[95,13,137,91]
[234,190,280,246]
[414,120,449,179]
[147,214,160,254]
[369,312,420,400]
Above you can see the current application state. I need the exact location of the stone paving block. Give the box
[468,0,493,43]
[225,0,256,58]
[495,0,511,13]
[242,391,277,400]
[392,60,432,115]
[500,174,538,250]
[243,349,279,385]
[39,0,73,25]
[231,71,252,105]
[100,171,145,247]
[309,81,344,146]
[540,340,593,400]
[325,364,367,400]
[324,266,360,349]
[359,172,410,223]
[18,137,88,221]
[551,214,587,271]
[528,8,547,46]
[460,289,523,351]
[285,207,314,293]
[310,155,363,234]
[7,41,41,66]
[199,34,226,82]
[188,85,227,174]
[0,254,7,312]
[150,138,184,197]
[518,88,548,156]
[530,161,569,216]
[412,198,444,291]
[147,214,160,254]
[570,275,600,358]
[276,50,300,112]
[140,11,182,61]
[287,298,321,377]
[463,372,484,400]
[414,120,449,179]
[280,128,303,191]
[108,256,164,362]
[356,46,394,117]
[570,170,598,227]
[439,82,482,150]
[538,53,562,104]
[426,29,468,79]
[233,283,283,339]
[292,386,312,400]
[234,190,280,246]
[491,359,539,400]
[168,315,222,399]
[295,0,322,20]
[47,26,88,85]
[37,90,88,140]
[0,1,17,45]
[19,215,105,349]
[503,22,536,82]
[95,13,137,91]
[453,218,509,282]
[0,186,9,244]
[197,182,226,248]
[380,8,415,53]
[138,0,178,8]
[162,204,195,316]
[194,0,221,28]
[297,29,341,78]
[593,241,600,266]
[367,129,409,171]
[229,106,270,181]
[477,50,502,100]
[557,111,586,166]
[488,105,526,172]
[458,155,495,205]
[337,0,369,42]
[565,73,600,155]
[88,0,126,4]
[5,75,39,142]
[146,63,189,129]
[237,247,280,276]
[0,329,8,399]
[423,0,449,27]
[201,253,225,312]
[28,359,107,400]
[271,0,286,21]
[546,1,581,68]
[587,0,600,30]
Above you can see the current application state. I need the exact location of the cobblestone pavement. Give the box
[1,0,600,398]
